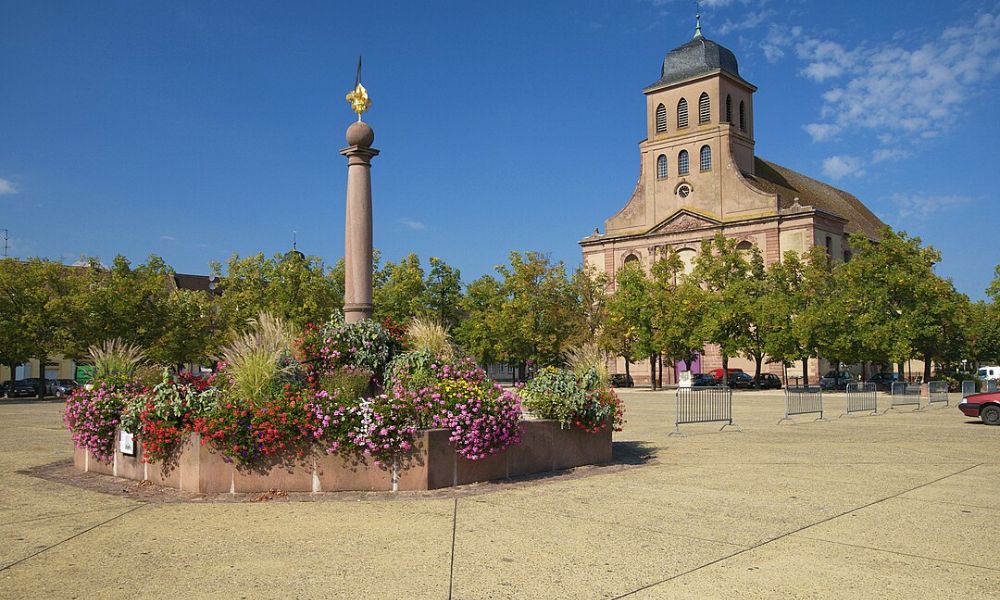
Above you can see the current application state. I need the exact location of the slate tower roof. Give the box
[645,35,752,91]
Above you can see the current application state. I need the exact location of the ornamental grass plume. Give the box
[564,342,609,384]
[405,316,455,360]
[218,311,297,403]
[88,338,147,381]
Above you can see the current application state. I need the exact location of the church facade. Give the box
[579,24,886,385]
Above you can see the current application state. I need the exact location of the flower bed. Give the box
[72,419,612,493]
[66,314,621,491]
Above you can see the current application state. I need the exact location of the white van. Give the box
[978,366,1000,381]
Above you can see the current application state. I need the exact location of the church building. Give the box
[579,19,886,385]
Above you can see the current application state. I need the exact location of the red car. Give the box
[959,391,1000,426]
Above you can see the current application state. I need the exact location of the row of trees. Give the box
[2,226,999,393]
[602,229,999,388]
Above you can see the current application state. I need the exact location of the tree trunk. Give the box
[923,353,932,382]
[802,356,809,387]
[721,351,729,383]
[897,362,905,381]
[37,357,46,399]
[624,358,631,382]
[753,355,763,389]
[656,354,663,389]
[861,361,868,381]
[649,354,657,390]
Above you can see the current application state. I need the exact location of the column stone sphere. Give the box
[346,121,375,147]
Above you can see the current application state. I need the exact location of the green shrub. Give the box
[520,367,587,426]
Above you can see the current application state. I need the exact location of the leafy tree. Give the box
[766,246,836,385]
[0,259,80,396]
[603,262,655,387]
[494,252,580,377]
[148,289,222,369]
[571,265,609,341]
[730,248,770,386]
[650,249,704,381]
[421,256,463,329]
[833,228,946,377]
[373,253,427,326]
[212,251,341,334]
[691,234,752,380]
[454,275,505,366]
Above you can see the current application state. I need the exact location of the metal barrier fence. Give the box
[890,381,922,410]
[843,382,878,415]
[670,386,739,435]
[779,386,824,423]
[927,381,949,406]
[962,380,977,397]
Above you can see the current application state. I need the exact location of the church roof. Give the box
[747,158,886,239]
[645,35,753,91]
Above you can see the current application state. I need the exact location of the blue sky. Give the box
[1,0,998,299]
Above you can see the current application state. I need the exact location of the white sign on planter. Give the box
[679,371,693,388]
[119,431,135,456]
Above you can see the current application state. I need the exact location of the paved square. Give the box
[1,390,996,598]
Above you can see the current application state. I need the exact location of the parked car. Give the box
[8,378,42,398]
[820,370,856,391]
[709,368,744,381]
[727,372,755,389]
[0,381,10,398]
[866,372,900,391]
[959,390,1000,425]
[977,366,1000,381]
[610,373,634,388]
[757,373,783,390]
[690,373,719,387]
[52,379,80,397]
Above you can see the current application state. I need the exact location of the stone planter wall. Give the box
[72,419,613,493]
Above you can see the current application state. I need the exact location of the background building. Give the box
[580,23,887,385]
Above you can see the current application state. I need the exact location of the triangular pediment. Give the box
[648,210,721,234]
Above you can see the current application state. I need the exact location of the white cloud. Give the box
[399,218,426,231]
[718,9,774,36]
[160,235,177,241]
[888,193,972,221]
[871,148,909,163]
[759,23,802,63]
[799,10,1000,148]
[0,177,17,195]
[821,155,865,180]
[803,123,839,142]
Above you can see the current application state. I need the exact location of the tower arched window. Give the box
[739,100,746,131]
[655,104,667,133]
[726,95,732,123]
[699,145,712,172]
[678,150,690,175]
[677,98,689,128]
[698,93,710,124]
[656,154,668,179]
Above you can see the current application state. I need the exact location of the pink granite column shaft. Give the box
[340,121,379,323]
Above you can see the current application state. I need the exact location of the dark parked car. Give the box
[757,373,783,390]
[867,372,900,391]
[959,390,1000,425]
[8,378,42,398]
[691,373,719,387]
[52,379,80,397]
[727,372,755,389]
[820,370,856,390]
[610,373,634,388]
[0,381,10,398]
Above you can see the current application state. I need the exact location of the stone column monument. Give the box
[340,63,378,323]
